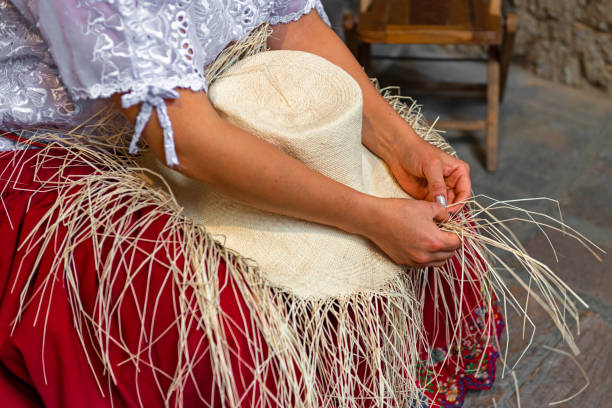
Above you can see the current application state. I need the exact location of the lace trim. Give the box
[68,75,207,167]
[69,74,207,101]
[268,0,330,26]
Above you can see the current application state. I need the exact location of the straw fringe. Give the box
[376,83,604,352]
[6,24,603,408]
[10,130,428,406]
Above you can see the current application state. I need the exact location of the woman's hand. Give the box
[387,134,472,213]
[268,12,466,266]
[359,197,461,267]
[267,10,472,214]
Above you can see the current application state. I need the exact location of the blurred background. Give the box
[321,1,611,406]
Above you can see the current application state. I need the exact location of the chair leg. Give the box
[343,14,359,57]
[343,13,371,69]
[486,47,501,171]
[499,13,518,102]
[358,43,371,69]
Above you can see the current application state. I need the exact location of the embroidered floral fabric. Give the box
[0,0,103,134]
[418,304,504,407]
[0,0,329,162]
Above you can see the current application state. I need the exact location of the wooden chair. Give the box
[344,0,518,171]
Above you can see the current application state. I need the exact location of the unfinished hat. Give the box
[140,50,414,299]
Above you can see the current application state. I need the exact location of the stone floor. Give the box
[366,47,612,407]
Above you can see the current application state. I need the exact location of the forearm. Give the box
[268,10,423,166]
[116,90,377,237]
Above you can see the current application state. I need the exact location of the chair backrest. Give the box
[361,0,501,15]
[490,0,501,16]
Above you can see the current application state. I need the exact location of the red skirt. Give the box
[0,146,502,407]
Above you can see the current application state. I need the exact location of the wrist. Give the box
[363,106,423,168]
[339,193,381,238]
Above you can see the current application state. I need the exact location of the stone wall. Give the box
[510,0,612,93]
[321,0,612,94]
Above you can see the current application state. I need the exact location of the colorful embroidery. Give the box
[417,303,504,407]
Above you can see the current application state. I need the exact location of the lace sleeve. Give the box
[270,0,331,26]
[17,0,209,167]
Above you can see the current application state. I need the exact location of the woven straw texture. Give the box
[140,50,411,299]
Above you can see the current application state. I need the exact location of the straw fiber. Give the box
[5,23,602,408]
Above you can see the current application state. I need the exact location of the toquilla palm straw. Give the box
[2,23,603,408]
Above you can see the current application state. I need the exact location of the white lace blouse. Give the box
[0,0,329,164]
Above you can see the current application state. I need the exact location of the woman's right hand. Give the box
[359,197,461,268]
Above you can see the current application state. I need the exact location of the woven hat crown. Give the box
[141,50,410,298]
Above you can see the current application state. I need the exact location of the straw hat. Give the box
[140,50,415,299]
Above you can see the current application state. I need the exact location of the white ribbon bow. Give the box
[121,86,180,167]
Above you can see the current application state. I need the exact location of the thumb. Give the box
[423,161,447,203]
[429,201,450,223]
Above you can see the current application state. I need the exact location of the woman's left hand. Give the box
[387,134,472,213]
[265,10,471,212]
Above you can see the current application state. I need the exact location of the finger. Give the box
[411,251,456,268]
[453,171,471,204]
[444,168,462,190]
[428,250,457,263]
[452,167,471,205]
[442,178,469,214]
[425,213,461,250]
[430,202,450,223]
[447,189,456,206]
[423,160,448,203]
[433,230,462,251]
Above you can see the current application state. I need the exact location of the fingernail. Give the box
[436,195,447,208]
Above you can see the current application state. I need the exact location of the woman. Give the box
[0,1,498,407]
